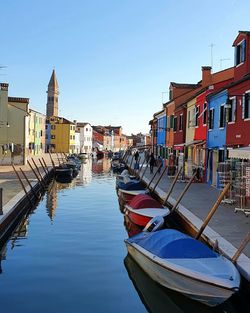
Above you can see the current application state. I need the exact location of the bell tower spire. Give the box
[46,69,59,117]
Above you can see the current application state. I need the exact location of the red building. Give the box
[226,31,250,148]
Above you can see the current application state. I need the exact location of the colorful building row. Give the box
[150,31,250,187]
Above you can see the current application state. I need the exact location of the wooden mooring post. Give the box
[19,168,39,201]
[31,158,45,185]
[12,165,33,206]
[39,158,48,177]
[163,166,182,205]
[27,160,45,190]
[140,161,149,180]
[195,183,231,240]
[42,157,50,174]
[146,163,162,190]
[232,232,250,263]
[48,152,56,169]
[151,166,168,194]
[171,170,197,213]
[138,158,146,175]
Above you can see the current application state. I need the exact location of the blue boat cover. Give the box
[127,229,218,259]
[118,181,144,191]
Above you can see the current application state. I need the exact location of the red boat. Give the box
[124,194,170,227]
[118,189,149,204]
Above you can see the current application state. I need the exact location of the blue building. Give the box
[206,90,228,186]
[155,109,167,158]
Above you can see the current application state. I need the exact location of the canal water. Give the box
[0,159,248,313]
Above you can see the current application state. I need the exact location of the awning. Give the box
[228,147,250,160]
[173,143,185,151]
[185,140,205,147]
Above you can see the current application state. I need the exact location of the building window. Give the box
[86,128,88,131]
[235,39,246,66]
[45,124,48,130]
[203,102,207,125]
[51,125,56,130]
[208,108,214,130]
[45,134,48,139]
[218,149,225,163]
[173,116,177,131]
[243,93,250,119]
[70,135,72,139]
[195,106,199,127]
[219,105,225,128]
[179,114,183,131]
[169,88,173,101]
[227,97,236,122]
[51,135,55,139]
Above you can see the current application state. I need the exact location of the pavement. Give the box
[126,153,250,279]
[0,153,61,206]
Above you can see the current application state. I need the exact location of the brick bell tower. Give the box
[46,69,59,117]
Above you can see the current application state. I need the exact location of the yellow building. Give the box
[46,116,76,153]
[0,83,29,164]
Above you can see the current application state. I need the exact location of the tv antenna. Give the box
[220,58,231,70]
[208,43,215,70]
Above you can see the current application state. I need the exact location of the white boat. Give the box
[125,229,240,307]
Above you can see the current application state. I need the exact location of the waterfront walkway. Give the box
[127,154,250,280]
[0,154,60,207]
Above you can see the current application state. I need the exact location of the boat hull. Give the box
[125,243,237,307]
[125,207,169,227]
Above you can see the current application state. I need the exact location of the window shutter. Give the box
[233,97,236,122]
[242,95,245,119]
[234,46,237,66]
[211,109,214,129]
[242,39,246,63]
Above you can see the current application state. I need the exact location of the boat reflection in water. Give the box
[124,254,243,313]
[123,214,142,237]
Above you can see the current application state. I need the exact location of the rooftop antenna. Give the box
[220,58,231,70]
[208,43,215,70]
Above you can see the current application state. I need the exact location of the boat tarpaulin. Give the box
[128,229,217,259]
[129,194,163,209]
[228,147,250,160]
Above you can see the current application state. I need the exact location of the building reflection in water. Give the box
[46,159,94,220]
[77,158,92,185]
[92,157,111,174]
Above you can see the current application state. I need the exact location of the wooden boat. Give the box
[125,229,240,307]
[124,194,169,227]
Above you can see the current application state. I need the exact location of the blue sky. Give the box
[0,0,249,134]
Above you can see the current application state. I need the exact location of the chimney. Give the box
[201,66,212,87]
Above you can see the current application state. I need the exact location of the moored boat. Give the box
[55,167,73,183]
[124,194,169,227]
[125,229,240,307]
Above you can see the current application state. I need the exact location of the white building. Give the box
[75,130,81,154]
[76,122,92,154]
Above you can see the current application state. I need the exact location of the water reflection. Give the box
[124,254,243,313]
[92,157,111,174]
